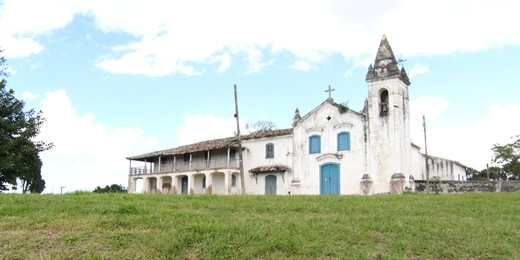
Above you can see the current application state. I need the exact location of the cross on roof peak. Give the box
[324,85,335,100]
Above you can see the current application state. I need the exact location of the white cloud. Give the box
[0,34,44,58]
[409,95,450,150]
[344,70,353,77]
[245,49,273,74]
[217,52,231,72]
[409,97,520,170]
[410,96,450,122]
[38,90,159,192]
[176,114,244,145]
[409,63,429,77]
[292,60,313,72]
[20,91,38,100]
[1,0,520,73]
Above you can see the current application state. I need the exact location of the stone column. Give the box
[172,175,179,195]
[206,173,213,195]
[143,177,150,194]
[408,175,415,192]
[290,178,301,195]
[224,172,231,195]
[156,176,163,194]
[188,174,195,195]
[390,173,405,194]
[360,174,373,195]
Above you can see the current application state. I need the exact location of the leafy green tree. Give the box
[0,48,52,192]
[93,184,127,193]
[466,166,505,181]
[492,135,520,180]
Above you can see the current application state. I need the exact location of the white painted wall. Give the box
[366,77,412,194]
[292,101,367,195]
[242,135,293,195]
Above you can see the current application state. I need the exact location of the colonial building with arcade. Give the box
[126,35,467,195]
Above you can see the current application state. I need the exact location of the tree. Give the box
[93,184,127,193]
[491,135,520,180]
[245,121,276,133]
[466,166,505,181]
[0,48,53,192]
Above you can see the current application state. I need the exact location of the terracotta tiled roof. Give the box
[127,128,293,161]
[242,128,293,140]
[249,164,289,173]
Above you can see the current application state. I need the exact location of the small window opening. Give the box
[266,143,274,158]
[379,90,389,117]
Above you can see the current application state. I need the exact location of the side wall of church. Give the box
[242,135,293,195]
[411,144,425,180]
[410,146,467,182]
[291,102,367,195]
[424,155,467,181]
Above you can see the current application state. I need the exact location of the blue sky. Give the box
[1,0,519,193]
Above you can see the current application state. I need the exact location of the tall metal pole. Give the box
[423,115,430,194]
[234,85,246,195]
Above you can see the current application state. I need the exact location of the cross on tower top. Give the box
[324,85,335,100]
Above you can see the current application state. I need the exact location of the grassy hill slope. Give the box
[1,192,519,259]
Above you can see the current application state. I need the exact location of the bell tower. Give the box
[365,35,411,193]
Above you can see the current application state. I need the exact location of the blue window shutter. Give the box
[337,132,351,151]
[310,135,321,154]
[266,143,274,158]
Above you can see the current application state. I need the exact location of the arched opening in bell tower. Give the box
[379,89,389,117]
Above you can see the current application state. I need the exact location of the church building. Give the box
[126,35,467,195]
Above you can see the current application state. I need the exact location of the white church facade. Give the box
[126,35,467,195]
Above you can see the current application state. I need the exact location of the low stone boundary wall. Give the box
[412,180,520,194]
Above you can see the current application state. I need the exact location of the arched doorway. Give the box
[265,175,277,195]
[181,176,188,194]
[135,178,143,193]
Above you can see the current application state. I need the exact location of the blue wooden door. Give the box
[181,176,188,194]
[320,163,340,194]
[265,175,277,195]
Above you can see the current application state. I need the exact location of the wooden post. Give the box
[234,84,246,195]
[227,148,230,168]
[423,115,430,194]
[158,156,162,173]
[129,159,132,174]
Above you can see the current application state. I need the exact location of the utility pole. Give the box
[423,115,430,194]
[486,163,490,180]
[59,186,66,195]
[234,84,246,195]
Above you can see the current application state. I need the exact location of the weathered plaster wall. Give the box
[242,135,293,195]
[410,150,467,182]
[413,180,520,193]
[292,101,367,195]
[366,78,412,194]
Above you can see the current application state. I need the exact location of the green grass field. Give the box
[1,192,519,259]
